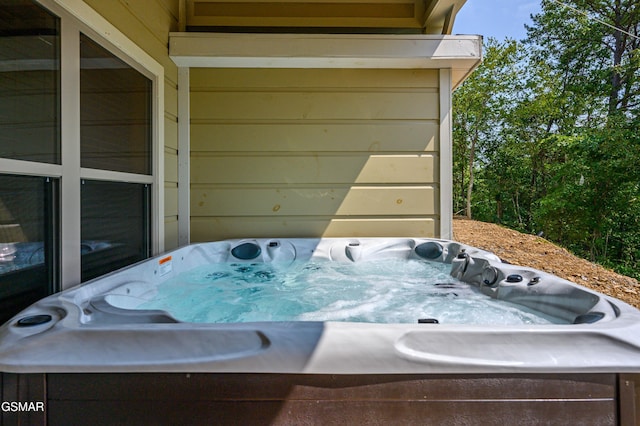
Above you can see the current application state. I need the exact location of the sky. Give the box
[453,0,542,41]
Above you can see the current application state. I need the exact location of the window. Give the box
[0,0,161,321]
[0,1,60,322]
[0,175,58,324]
[81,180,150,282]
[0,0,60,164]
[79,32,153,282]
[80,34,152,175]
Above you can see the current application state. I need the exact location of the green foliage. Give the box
[452,38,523,217]
[452,0,640,280]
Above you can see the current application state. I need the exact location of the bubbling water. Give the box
[136,259,565,325]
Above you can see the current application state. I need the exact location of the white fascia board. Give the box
[170,33,481,85]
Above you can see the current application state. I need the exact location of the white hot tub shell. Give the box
[1,237,640,375]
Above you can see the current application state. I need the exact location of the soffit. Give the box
[184,0,467,35]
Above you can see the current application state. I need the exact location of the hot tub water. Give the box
[135,258,564,325]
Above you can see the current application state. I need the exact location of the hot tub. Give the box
[2,238,640,425]
[2,236,640,374]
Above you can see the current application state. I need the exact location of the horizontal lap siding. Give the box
[190,68,440,240]
[190,122,438,152]
[191,91,439,121]
[191,155,438,184]
[192,186,436,216]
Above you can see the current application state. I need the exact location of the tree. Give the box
[525,0,640,275]
[528,0,640,122]
[452,38,522,219]
[452,0,640,279]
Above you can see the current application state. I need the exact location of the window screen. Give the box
[81,180,150,282]
[80,33,152,175]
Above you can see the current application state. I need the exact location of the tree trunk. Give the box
[608,2,624,117]
[465,130,477,219]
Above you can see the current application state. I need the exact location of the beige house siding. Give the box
[190,68,440,241]
[84,0,181,250]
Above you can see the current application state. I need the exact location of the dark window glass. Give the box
[81,180,150,282]
[80,34,152,175]
[0,174,57,323]
[0,0,60,164]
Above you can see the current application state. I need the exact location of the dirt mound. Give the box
[452,218,640,309]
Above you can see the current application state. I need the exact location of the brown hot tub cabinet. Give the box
[2,373,639,425]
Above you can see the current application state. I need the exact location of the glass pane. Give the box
[0,0,60,164]
[80,34,152,175]
[0,174,57,323]
[81,180,150,282]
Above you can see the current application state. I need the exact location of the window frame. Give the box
[0,0,164,290]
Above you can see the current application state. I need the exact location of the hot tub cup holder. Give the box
[16,314,52,327]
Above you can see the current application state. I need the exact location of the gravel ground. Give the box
[452,218,640,309]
